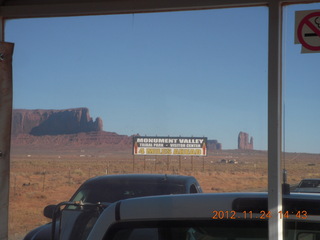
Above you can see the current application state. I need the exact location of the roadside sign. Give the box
[133,136,207,156]
[295,10,320,53]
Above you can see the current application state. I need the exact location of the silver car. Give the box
[88,192,320,240]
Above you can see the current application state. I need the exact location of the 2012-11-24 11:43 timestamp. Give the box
[212,210,308,220]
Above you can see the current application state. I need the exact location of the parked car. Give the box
[293,178,320,193]
[87,192,320,240]
[23,174,202,240]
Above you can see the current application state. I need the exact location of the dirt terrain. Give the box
[8,146,320,240]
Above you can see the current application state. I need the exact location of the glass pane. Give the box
[104,220,320,240]
[6,7,268,239]
[282,3,320,191]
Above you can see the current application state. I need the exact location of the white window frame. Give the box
[1,1,319,239]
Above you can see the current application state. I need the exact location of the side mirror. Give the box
[43,204,57,219]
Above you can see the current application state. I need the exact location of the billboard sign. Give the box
[133,136,207,156]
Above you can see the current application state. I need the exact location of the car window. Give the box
[297,233,320,240]
[299,180,320,188]
[72,189,87,202]
[189,185,198,193]
[71,182,186,203]
[105,220,269,240]
[104,220,320,240]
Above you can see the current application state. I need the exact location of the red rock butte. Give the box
[11,108,222,150]
[238,132,253,150]
[12,108,103,136]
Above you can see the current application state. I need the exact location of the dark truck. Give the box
[23,174,202,240]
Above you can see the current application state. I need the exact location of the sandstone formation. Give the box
[11,131,133,147]
[238,132,253,150]
[11,108,222,150]
[12,108,103,136]
[207,140,222,150]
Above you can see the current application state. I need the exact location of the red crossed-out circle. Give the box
[297,12,320,51]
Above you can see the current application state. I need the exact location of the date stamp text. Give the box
[212,210,308,220]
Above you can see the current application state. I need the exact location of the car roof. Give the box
[87,192,320,239]
[117,192,320,220]
[82,174,198,185]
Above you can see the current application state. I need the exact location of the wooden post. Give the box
[133,155,135,172]
[0,40,14,240]
[42,171,46,192]
[106,160,110,175]
[14,175,17,196]
[68,169,71,185]
[191,156,194,171]
[202,157,205,172]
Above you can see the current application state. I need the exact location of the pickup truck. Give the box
[87,192,320,240]
[23,174,202,240]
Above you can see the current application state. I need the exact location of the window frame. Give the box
[1,1,320,240]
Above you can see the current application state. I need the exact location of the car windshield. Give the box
[71,181,186,203]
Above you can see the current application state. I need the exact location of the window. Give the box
[282,3,320,185]
[104,220,320,240]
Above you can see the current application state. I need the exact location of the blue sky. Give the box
[4,3,320,153]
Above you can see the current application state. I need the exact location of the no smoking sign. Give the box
[295,10,320,53]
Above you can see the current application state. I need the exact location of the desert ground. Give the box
[8,146,320,240]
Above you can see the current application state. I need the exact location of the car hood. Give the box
[23,223,55,240]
